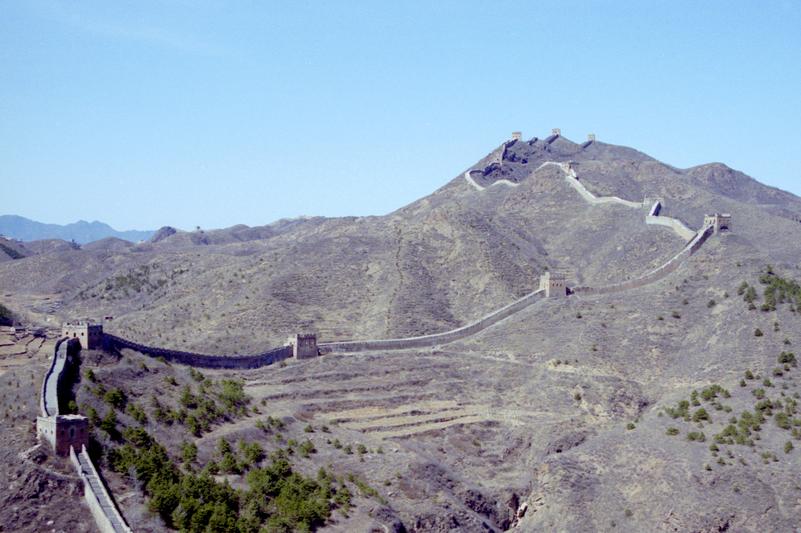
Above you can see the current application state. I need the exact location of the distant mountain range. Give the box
[0,215,155,244]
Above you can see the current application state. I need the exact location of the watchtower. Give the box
[36,414,89,456]
[704,213,732,234]
[587,133,596,142]
[511,131,522,141]
[551,128,561,137]
[62,321,103,350]
[287,333,318,359]
[539,271,567,298]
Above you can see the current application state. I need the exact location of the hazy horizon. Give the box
[2,1,800,231]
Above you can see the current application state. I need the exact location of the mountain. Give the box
[0,215,155,244]
[3,131,801,531]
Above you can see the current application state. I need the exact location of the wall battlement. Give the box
[539,271,567,298]
[287,333,318,359]
[62,320,103,350]
[704,213,732,234]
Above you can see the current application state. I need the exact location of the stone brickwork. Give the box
[319,289,546,354]
[539,271,567,298]
[104,334,293,369]
[287,333,318,359]
[704,213,732,234]
[62,321,103,350]
[37,414,89,457]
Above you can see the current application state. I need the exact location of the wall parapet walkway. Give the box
[319,289,545,353]
[70,446,132,533]
[38,338,134,532]
[103,334,293,369]
[571,225,713,296]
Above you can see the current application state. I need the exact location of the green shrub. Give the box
[779,352,797,366]
[666,427,680,436]
[104,388,127,409]
[687,431,706,442]
[754,328,764,337]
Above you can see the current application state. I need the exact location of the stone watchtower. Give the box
[511,131,522,141]
[551,128,561,137]
[62,320,103,350]
[704,213,732,234]
[539,271,567,298]
[587,133,596,142]
[287,333,318,359]
[36,414,89,456]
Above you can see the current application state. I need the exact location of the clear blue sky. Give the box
[2,1,800,231]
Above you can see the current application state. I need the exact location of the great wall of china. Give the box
[37,338,132,532]
[32,132,731,531]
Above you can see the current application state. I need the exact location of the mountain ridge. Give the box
[0,214,155,244]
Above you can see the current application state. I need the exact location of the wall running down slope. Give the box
[466,160,697,242]
[318,289,546,353]
[38,340,132,533]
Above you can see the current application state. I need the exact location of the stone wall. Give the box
[70,446,132,533]
[645,214,697,241]
[103,334,293,369]
[319,289,545,353]
[38,336,133,531]
[39,337,67,417]
[571,225,713,296]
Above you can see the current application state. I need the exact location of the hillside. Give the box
[3,131,801,531]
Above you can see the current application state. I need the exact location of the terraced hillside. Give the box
[3,132,801,531]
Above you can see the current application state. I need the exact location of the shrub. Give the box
[181,441,198,464]
[779,352,797,366]
[687,431,706,442]
[776,412,792,430]
[104,388,127,409]
[707,299,717,308]
[693,408,710,423]
[299,440,316,458]
[85,369,96,382]
[786,441,794,453]
[626,422,635,430]
[754,328,764,337]
[665,427,680,436]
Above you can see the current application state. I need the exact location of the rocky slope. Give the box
[3,132,801,531]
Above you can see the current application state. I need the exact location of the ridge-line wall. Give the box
[545,161,645,209]
[571,225,712,296]
[645,215,696,241]
[319,289,545,353]
[103,334,293,369]
[70,446,132,533]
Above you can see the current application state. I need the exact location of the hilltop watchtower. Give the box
[704,213,732,234]
[551,128,561,137]
[539,271,567,298]
[511,131,522,141]
[587,133,596,142]
[62,321,103,350]
[287,333,318,359]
